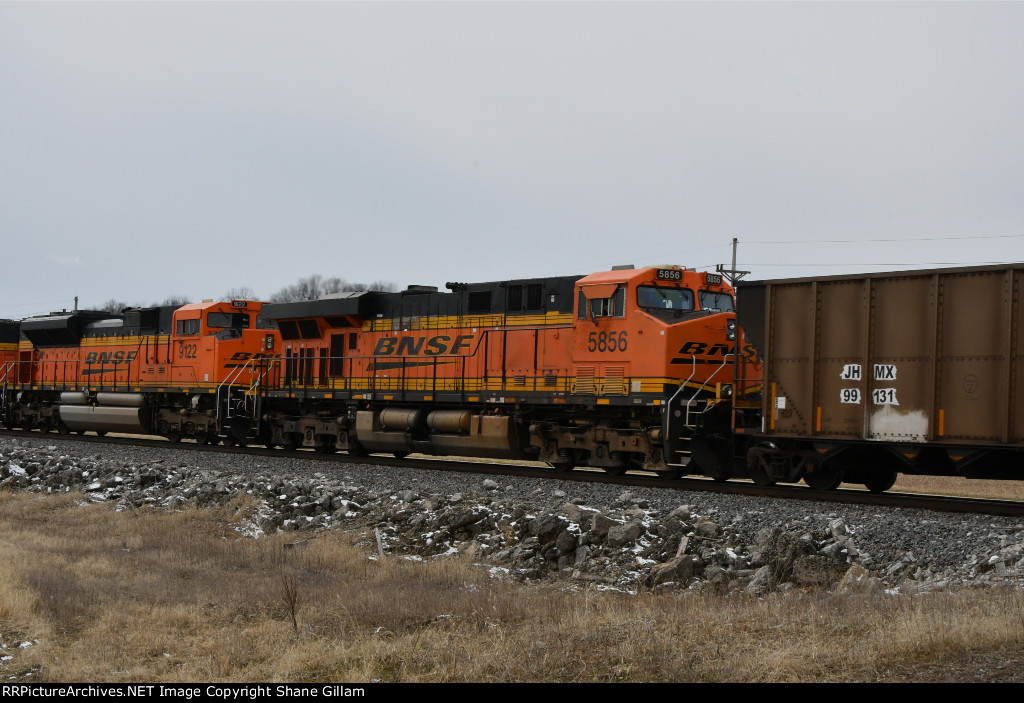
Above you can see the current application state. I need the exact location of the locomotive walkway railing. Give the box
[685,354,734,428]
[662,353,734,468]
[217,354,271,426]
[664,355,699,468]
[0,362,12,424]
[273,324,636,402]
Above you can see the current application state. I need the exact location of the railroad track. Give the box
[3,428,1024,518]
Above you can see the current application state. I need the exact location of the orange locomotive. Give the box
[255,265,759,476]
[3,300,274,443]
[0,320,19,423]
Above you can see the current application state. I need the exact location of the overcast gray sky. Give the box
[2,1,1023,318]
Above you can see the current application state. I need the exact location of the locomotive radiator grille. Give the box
[603,366,627,395]
[572,366,596,395]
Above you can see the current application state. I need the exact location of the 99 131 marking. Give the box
[872,388,898,405]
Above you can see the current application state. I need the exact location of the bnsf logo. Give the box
[229,352,274,361]
[677,342,734,356]
[373,334,474,356]
[672,341,759,362]
[84,351,138,364]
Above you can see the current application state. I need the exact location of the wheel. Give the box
[95,430,107,437]
[701,458,731,483]
[602,466,628,476]
[314,438,337,455]
[750,462,776,487]
[549,461,575,473]
[165,431,181,443]
[392,451,409,459]
[282,433,300,452]
[57,421,72,436]
[804,460,842,491]
[864,470,898,494]
[195,431,210,446]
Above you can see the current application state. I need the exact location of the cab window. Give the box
[578,287,625,318]
[207,312,251,329]
[175,318,200,335]
[637,285,694,312]
[698,290,734,312]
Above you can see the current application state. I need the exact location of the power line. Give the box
[693,260,1014,270]
[744,234,1024,245]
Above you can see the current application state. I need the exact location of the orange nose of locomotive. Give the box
[632,268,743,394]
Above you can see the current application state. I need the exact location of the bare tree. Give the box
[98,299,128,314]
[225,286,259,300]
[161,295,192,307]
[270,275,395,302]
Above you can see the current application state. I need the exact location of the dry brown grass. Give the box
[1,490,1023,682]
[890,474,1024,501]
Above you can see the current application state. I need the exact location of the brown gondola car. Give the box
[737,263,1024,491]
[256,265,755,476]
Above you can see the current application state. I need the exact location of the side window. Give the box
[612,287,625,317]
[175,318,200,336]
[579,287,626,318]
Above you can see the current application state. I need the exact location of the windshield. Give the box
[636,285,694,312]
[698,290,735,312]
[207,312,250,329]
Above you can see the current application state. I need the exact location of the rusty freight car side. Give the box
[738,263,1024,491]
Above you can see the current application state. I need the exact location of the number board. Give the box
[656,269,683,281]
[704,273,723,285]
[231,300,248,308]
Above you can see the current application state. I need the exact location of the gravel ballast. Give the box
[3,435,1023,596]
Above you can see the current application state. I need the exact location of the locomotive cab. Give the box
[571,266,739,396]
[163,300,278,443]
[568,266,750,476]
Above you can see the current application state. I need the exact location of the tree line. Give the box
[94,275,396,314]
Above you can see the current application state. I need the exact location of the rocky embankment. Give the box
[3,436,1023,595]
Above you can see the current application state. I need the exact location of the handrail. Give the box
[216,355,258,422]
[663,358,696,433]
[0,362,10,422]
[684,354,734,428]
[661,356,699,467]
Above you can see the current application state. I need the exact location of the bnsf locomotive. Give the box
[1,300,273,445]
[0,266,755,479]
[255,265,755,476]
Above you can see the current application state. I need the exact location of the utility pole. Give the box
[716,237,750,287]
